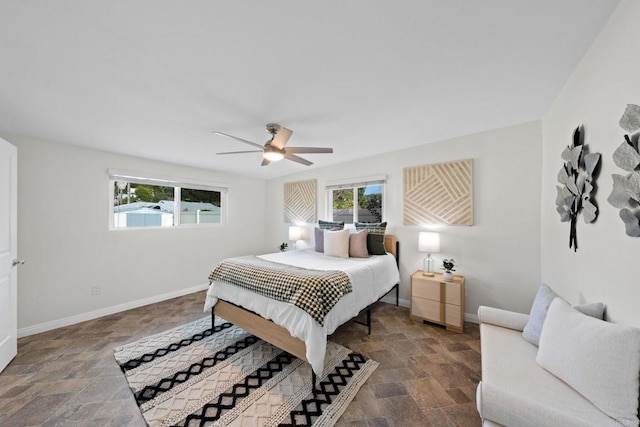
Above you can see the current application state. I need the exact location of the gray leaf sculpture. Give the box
[620,209,640,237]
[619,104,640,133]
[612,139,640,171]
[608,174,632,208]
[583,199,598,223]
[608,105,640,237]
[555,126,600,251]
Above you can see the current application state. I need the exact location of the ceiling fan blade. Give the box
[216,150,262,155]
[284,147,333,154]
[284,153,313,166]
[213,132,264,149]
[270,127,293,149]
[261,158,271,166]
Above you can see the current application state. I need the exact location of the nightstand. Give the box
[410,271,465,333]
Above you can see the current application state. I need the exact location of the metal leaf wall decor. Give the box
[607,104,640,237]
[555,126,600,251]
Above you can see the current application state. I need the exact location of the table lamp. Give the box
[418,231,440,276]
[289,226,302,250]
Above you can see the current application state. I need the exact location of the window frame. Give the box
[109,169,228,230]
[325,175,386,225]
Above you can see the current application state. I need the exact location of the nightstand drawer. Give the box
[445,303,462,328]
[411,297,443,323]
[412,278,442,301]
[445,282,462,305]
[410,271,465,333]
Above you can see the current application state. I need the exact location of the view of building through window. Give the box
[113,181,222,228]
[332,184,383,223]
[179,188,221,225]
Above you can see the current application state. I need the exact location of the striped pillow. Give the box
[318,220,345,230]
[354,222,387,255]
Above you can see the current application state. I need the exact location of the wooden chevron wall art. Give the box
[284,179,317,223]
[403,159,474,226]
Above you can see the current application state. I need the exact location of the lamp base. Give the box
[422,255,435,277]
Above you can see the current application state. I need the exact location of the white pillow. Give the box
[537,298,640,426]
[523,283,605,346]
[323,229,349,258]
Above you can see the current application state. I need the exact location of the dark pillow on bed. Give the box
[349,229,369,258]
[314,227,324,252]
[354,221,387,255]
[318,220,344,230]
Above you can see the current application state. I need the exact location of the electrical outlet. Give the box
[91,285,101,295]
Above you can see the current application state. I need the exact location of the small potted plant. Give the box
[442,259,456,281]
[279,242,288,252]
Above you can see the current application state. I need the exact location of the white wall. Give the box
[265,121,542,319]
[541,0,640,326]
[5,135,266,332]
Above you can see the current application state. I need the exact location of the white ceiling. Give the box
[0,1,619,180]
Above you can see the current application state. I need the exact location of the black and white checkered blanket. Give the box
[208,256,352,326]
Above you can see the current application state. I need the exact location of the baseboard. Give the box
[464,313,479,324]
[379,296,410,307]
[379,296,479,324]
[18,283,210,338]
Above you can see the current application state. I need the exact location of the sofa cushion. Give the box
[537,298,640,427]
[478,322,621,427]
[477,306,529,331]
[522,284,605,346]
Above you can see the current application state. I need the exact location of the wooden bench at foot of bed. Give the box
[213,299,308,361]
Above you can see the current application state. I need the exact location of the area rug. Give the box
[114,317,378,427]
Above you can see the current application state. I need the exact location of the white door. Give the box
[0,138,18,372]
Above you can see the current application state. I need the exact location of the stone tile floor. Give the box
[0,291,481,426]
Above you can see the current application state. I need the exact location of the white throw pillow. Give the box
[522,283,605,346]
[323,229,350,258]
[537,298,640,427]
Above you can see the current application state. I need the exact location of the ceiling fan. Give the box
[214,123,333,166]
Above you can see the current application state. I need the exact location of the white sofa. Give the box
[476,305,631,427]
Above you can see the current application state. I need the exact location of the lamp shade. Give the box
[418,231,440,253]
[289,226,302,241]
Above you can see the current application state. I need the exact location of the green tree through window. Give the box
[330,184,383,223]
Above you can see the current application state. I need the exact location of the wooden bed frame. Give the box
[211,235,400,365]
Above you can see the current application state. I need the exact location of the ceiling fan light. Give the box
[263,151,284,161]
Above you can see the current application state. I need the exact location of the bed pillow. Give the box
[349,230,369,258]
[314,227,324,252]
[324,229,350,258]
[318,220,344,230]
[354,221,387,255]
[316,221,345,252]
[537,298,640,426]
[522,283,605,346]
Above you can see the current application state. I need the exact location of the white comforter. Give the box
[204,248,400,374]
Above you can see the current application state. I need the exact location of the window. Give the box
[326,176,386,224]
[110,170,227,229]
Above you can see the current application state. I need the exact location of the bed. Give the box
[204,235,400,376]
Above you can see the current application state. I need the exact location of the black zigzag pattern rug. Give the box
[114,316,378,427]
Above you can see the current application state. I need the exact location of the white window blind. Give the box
[108,169,228,193]
[325,175,386,190]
